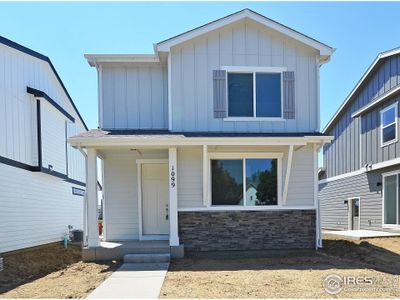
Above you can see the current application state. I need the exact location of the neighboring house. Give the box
[319,47,400,232]
[246,184,258,206]
[69,9,334,259]
[0,36,87,253]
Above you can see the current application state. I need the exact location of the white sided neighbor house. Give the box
[0,36,87,253]
[69,9,335,260]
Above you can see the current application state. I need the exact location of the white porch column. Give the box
[86,148,99,247]
[168,147,179,246]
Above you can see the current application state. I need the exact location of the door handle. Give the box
[166,204,169,220]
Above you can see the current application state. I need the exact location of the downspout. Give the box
[315,142,324,249]
[78,146,88,248]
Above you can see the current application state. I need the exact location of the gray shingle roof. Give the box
[71,128,328,139]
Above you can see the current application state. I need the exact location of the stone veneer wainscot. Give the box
[178,210,316,251]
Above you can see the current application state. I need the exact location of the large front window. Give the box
[227,69,282,118]
[383,173,400,226]
[211,157,278,206]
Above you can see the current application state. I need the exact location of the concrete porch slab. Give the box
[323,229,400,240]
[87,263,169,299]
[83,240,171,261]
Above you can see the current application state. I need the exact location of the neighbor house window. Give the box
[227,69,283,118]
[381,103,397,146]
[383,173,400,226]
[211,156,279,206]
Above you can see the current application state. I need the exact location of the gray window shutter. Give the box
[213,70,227,118]
[282,71,295,119]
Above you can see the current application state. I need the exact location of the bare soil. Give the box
[160,237,400,298]
[1,237,400,298]
[0,242,121,299]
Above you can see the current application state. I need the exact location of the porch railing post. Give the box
[87,148,99,247]
[168,147,179,246]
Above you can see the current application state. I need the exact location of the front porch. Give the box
[83,146,182,260]
[68,129,333,260]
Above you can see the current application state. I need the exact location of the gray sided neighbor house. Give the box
[319,48,400,232]
[68,9,334,260]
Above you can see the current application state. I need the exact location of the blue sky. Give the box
[1,2,400,130]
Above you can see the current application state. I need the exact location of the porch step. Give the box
[123,253,170,263]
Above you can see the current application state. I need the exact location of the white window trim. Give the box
[208,152,283,210]
[382,171,400,228]
[380,102,398,147]
[222,66,287,121]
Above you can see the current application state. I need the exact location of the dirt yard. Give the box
[0,242,121,299]
[1,237,400,298]
[160,237,400,298]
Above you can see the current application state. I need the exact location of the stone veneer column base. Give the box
[178,209,316,252]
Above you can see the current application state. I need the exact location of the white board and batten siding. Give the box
[0,40,87,253]
[177,145,316,208]
[98,20,320,133]
[100,65,168,130]
[170,19,319,133]
[102,150,168,240]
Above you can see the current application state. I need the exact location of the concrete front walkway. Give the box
[323,229,400,240]
[87,263,169,299]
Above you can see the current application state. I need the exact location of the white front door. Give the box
[142,163,169,235]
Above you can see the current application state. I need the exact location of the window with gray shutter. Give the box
[213,70,227,118]
[282,71,295,119]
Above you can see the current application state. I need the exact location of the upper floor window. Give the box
[226,67,284,119]
[381,103,397,147]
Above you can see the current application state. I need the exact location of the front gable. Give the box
[157,9,333,62]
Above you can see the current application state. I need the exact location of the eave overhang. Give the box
[68,131,333,148]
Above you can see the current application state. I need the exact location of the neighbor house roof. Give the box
[85,9,334,66]
[323,47,400,134]
[0,35,88,130]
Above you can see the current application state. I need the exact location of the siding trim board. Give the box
[0,156,85,186]
[324,47,400,134]
[0,35,88,130]
[352,85,400,118]
[0,155,39,172]
[37,100,43,169]
[0,99,85,187]
[27,87,75,123]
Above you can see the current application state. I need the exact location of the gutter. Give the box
[68,135,334,148]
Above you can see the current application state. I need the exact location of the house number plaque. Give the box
[170,166,176,188]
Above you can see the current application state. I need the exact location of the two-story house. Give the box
[69,9,334,260]
[319,48,400,232]
[0,36,87,253]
